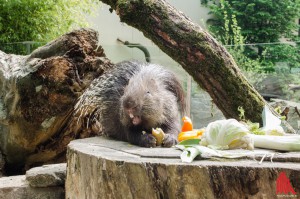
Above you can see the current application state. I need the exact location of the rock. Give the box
[66,137,300,199]
[0,175,64,199]
[26,163,66,187]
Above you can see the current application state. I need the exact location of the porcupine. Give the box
[76,60,185,147]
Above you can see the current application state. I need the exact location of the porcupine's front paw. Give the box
[139,133,157,148]
[162,134,178,147]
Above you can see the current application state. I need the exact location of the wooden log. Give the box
[66,137,300,199]
[0,28,113,171]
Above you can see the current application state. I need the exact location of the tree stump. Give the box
[66,137,300,199]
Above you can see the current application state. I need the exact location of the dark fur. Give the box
[77,60,185,147]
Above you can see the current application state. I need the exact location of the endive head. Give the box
[200,119,254,150]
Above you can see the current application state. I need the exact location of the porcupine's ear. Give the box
[163,72,186,116]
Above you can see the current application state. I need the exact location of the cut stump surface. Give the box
[66,137,300,199]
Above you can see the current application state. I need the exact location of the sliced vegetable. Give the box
[261,105,285,135]
[180,147,201,163]
[244,111,285,136]
[177,145,274,163]
[180,145,245,162]
[181,116,193,132]
[178,129,204,142]
[152,128,165,146]
[250,134,300,151]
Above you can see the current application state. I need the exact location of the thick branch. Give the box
[100,0,265,122]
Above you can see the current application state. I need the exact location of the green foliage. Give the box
[0,0,98,43]
[205,0,243,46]
[201,0,300,73]
[264,44,300,71]
[202,0,300,43]
[205,0,265,72]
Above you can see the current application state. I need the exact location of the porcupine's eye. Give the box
[143,91,152,102]
[144,90,151,97]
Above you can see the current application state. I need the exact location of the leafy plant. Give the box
[204,0,265,72]
[0,0,98,54]
[202,0,300,44]
[201,0,300,73]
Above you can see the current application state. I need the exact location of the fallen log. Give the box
[0,29,113,172]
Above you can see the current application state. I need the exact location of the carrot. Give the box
[181,116,193,132]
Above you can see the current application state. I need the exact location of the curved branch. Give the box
[100,0,265,122]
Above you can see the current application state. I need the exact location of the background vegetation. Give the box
[0,0,98,54]
[201,0,300,73]
[199,0,300,104]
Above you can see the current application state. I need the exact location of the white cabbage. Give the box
[200,119,254,150]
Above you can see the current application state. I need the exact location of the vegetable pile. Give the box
[176,106,300,163]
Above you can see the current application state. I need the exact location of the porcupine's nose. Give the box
[122,97,142,125]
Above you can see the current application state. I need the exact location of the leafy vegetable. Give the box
[177,138,201,146]
[179,146,220,163]
[242,105,285,136]
[179,147,201,163]
[178,145,274,163]
[176,107,300,163]
[250,134,300,151]
[261,105,285,135]
[199,119,254,150]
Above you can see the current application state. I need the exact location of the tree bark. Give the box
[0,29,113,171]
[66,137,300,199]
[99,0,265,122]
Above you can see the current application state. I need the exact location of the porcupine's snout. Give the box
[122,96,142,125]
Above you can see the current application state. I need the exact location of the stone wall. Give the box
[0,163,66,199]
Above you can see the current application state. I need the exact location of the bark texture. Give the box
[0,29,113,171]
[100,0,265,123]
[66,137,300,199]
